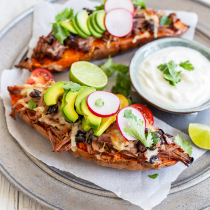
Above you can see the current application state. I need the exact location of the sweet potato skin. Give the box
[16,110,178,171]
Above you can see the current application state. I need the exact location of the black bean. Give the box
[77,130,86,136]
[159,137,165,145]
[94,46,100,50]
[150,24,155,31]
[75,135,86,143]
[165,133,173,138]
[47,104,58,115]
[137,141,147,153]
[68,33,78,41]
[29,89,41,98]
[149,155,160,164]
[156,129,164,137]
[87,133,94,145]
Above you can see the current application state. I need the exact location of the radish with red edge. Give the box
[104,0,134,14]
[105,8,133,37]
[87,91,120,117]
[117,107,146,141]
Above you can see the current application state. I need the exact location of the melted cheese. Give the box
[132,31,150,43]
[145,149,158,161]
[70,124,79,152]
[20,84,43,96]
[111,133,130,151]
[144,11,159,38]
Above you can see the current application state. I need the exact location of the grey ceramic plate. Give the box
[130,37,210,114]
[1,0,210,210]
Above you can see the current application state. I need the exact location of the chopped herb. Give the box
[52,8,75,44]
[132,0,146,8]
[95,0,106,10]
[55,8,74,22]
[28,100,37,110]
[174,134,192,156]
[124,118,153,147]
[148,173,159,179]
[159,14,171,25]
[179,60,194,71]
[157,60,182,87]
[62,81,81,92]
[95,98,104,107]
[151,132,160,145]
[124,109,137,121]
[127,97,133,106]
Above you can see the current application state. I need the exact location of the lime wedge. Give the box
[69,61,108,90]
[189,123,210,149]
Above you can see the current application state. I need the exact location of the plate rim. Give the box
[1,2,210,210]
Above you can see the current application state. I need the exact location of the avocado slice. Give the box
[60,21,78,34]
[82,117,91,132]
[62,91,80,122]
[93,115,116,137]
[75,10,91,36]
[44,82,65,106]
[75,87,96,115]
[72,18,88,38]
[95,10,106,32]
[81,96,102,129]
[87,15,102,38]
[91,12,104,34]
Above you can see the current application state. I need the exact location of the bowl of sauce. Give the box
[130,37,210,113]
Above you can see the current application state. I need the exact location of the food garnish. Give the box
[26,68,53,85]
[179,60,194,71]
[69,61,108,90]
[95,0,106,11]
[157,60,182,87]
[62,81,81,92]
[189,123,210,150]
[132,0,146,8]
[174,134,192,156]
[95,98,104,107]
[104,0,134,14]
[159,14,171,25]
[148,173,159,179]
[87,91,120,117]
[124,109,137,121]
[28,99,37,110]
[131,104,154,125]
[52,8,75,44]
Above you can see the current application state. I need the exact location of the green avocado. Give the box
[60,21,78,34]
[82,117,91,132]
[81,96,102,129]
[75,87,96,115]
[87,14,102,38]
[72,18,88,38]
[91,12,104,34]
[44,82,65,106]
[75,10,91,36]
[95,10,106,32]
[62,91,80,122]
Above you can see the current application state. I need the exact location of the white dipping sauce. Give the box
[138,46,210,109]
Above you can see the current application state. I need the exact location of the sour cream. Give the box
[138,46,210,109]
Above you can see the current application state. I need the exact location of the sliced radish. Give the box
[87,91,120,117]
[117,107,146,141]
[104,0,134,14]
[105,8,133,37]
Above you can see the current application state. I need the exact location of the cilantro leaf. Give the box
[124,109,137,121]
[159,14,172,25]
[179,60,194,71]
[132,0,146,8]
[100,56,129,76]
[55,8,74,22]
[151,132,160,145]
[174,134,193,156]
[158,60,182,87]
[52,23,69,44]
[111,85,131,97]
[28,100,37,110]
[62,82,81,92]
[148,173,159,179]
[124,118,153,147]
[95,98,104,107]
[95,0,106,10]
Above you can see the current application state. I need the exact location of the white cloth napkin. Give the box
[0,1,203,210]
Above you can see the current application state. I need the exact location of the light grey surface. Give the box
[0,0,210,209]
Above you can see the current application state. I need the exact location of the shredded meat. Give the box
[98,134,112,143]
[15,58,33,71]
[120,150,137,159]
[54,132,71,152]
[32,32,66,61]
[8,85,24,95]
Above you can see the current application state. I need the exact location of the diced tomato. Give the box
[131,104,154,125]
[26,68,53,85]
